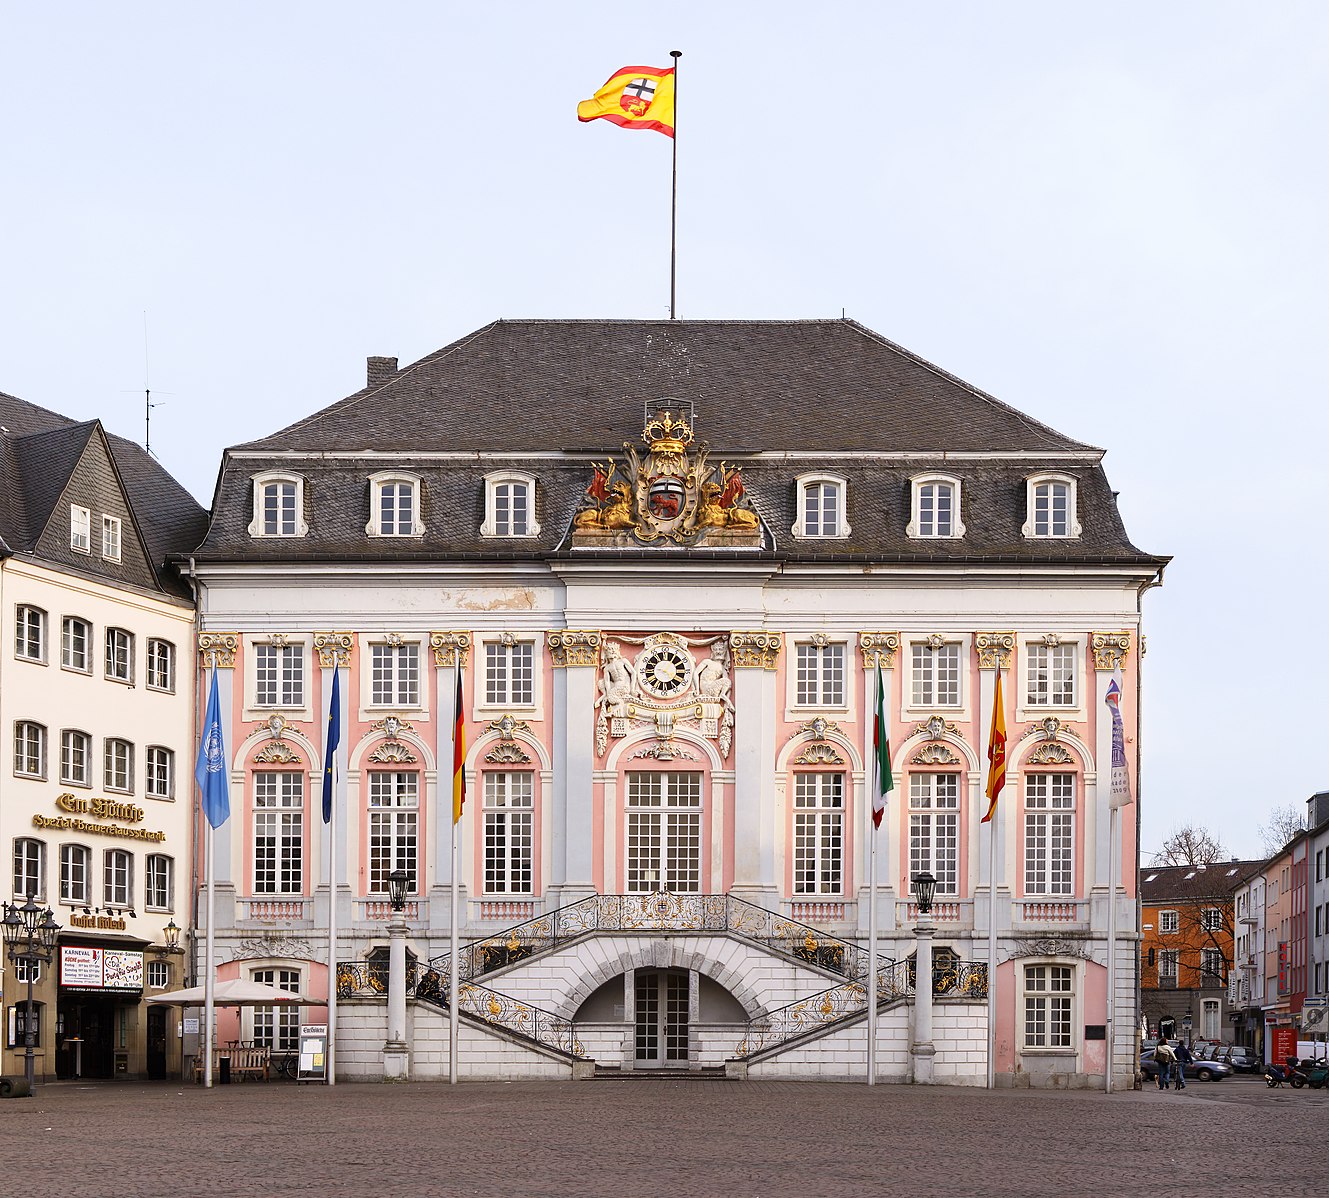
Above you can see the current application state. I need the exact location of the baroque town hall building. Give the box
[188,318,1165,1086]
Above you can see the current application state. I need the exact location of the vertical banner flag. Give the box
[1104,670,1134,808]
[195,670,230,829]
[577,65,676,137]
[981,672,1007,823]
[323,666,341,823]
[872,663,893,828]
[452,666,467,824]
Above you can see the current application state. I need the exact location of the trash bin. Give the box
[219,1055,231,1084]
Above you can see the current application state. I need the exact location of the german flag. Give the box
[577,65,676,137]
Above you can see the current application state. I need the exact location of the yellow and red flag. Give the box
[981,671,1007,823]
[577,65,676,137]
[452,667,466,824]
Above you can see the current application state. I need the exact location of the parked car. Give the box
[1201,1045,1259,1073]
[1140,1048,1234,1082]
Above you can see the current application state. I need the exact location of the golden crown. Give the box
[641,409,694,455]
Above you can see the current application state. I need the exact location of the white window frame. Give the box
[1200,997,1220,1041]
[145,854,173,912]
[15,605,46,663]
[368,772,419,895]
[908,773,960,896]
[60,729,92,787]
[791,473,849,539]
[793,773,844,896]
[1158,948,1179,983]
[479,637,537,712]
[1159,909,1179,934]
[13,837,45,901]
[907,473,965,539]
[146,639,175,692]
[102,514,122,561]
[366,471,425,538]
[103,848,132,908]
[104,737,134,793]
[105,627,134,683]
[1024,773,1075,896]
[367,641,422,709]
[1201,907,1224,932]
[1022,472,1081,540]
[248,471,308,538]
[253,641,305,708]
[481,471,540,538]
[70,504,91,552]
[792,640,847,709]
[60,844,90,906]
[62,616,91,673]
[253,772,304,895]
[1022,963,1074,1050]
[147,959,171,989]
[907,637,964,710]
[625,771,703,894]
[250,967,303,1052]
[1024,640,1078,709]
[1201,947,1224,979]
[14,721,46,779]
[145,746,174,800]
[483,771,535,894]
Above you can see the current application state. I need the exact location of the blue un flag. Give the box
[195,669,231,829]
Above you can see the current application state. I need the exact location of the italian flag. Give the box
[872,663,894,828]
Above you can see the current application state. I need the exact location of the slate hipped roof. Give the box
[0,389,208,598]
[1140,861,1266,904]
[199,318,1167,569]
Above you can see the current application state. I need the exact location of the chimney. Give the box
[366,356,398,388]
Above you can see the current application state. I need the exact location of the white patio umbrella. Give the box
[145,977,320,1006]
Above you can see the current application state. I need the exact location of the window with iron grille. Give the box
[484,772,534,893]
[14,721,46,778]
[1026,643,1076,706]
[370,643,420,706]
[626,772,702,893]
[795,643,845,706]
[60,844,89,905]
[368,772,418,894]
[13,837,44,900]
[104,849,132,907]
[1024,964,1073,1048]
[484,641,533,706]
[62,617,90,672]
[909,773,959,895]
[793,773,843,895]
[15,605,45,662]
[1024,773,1074,896]
[910,642,960,707]
[253,773,304,894]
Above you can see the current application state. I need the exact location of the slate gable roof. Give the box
[0,389,208,598]
[200,319,1167,569]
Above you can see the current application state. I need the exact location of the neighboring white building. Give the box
[1,392,206,1080]
[1232,870,1266,1056]
[1305,793,1329,1048]
[187,319,1166,1086]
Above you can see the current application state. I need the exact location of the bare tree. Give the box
[1151,824,1227,867]
[1259,804,1305,857]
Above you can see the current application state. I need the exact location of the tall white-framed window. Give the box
[366,472,424,537]
[102,514,122,561]
[254,642,304,707]
[792,474,848,539]
[60,729,91,786]
[145,746,174,800]
[368,771,419,894]
[105,627,134,682]
[1201,997,1220,1041]
[14,721,46,779]
[145,854,173,911]
[60,844,89,905]
[910,639,961,707]
[794,641,846,707]
[251,967,302,1051]
[1024,773,1074,896]
[103,849,132,907]
[483,639,534,707]
[369,642,420,707]
[483,771,534,894]
[15,605,46,662]
[1026,641,1077,707]
[1158,909,1179,934]
[70,505,91,552]
[793,773,844,895]
[62,617,91,673]
[625,771,702,893]
[908,773,959,895]
[907,474,964,539]
[1201,947,1224,980]
[146,639,175,692]
[253,772,304,894]
[104,738,133,793]
[1023,963,1073,1048]
[481,472,540,538]
[1158,949,1179,985]
[248,472,308,538]
[1022,473,1081,539]
[13,837,45,900]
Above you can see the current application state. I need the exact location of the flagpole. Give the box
[1106,806,1119,1094]
[450,662,461,1085]
[867,810,878,1085]
[669,49,681,320]
[326,671,340,1086]
[987,811,997,1089]
[204,817,215,1088]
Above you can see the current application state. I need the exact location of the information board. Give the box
[60,946,144,991]
[298,1023,328,1083]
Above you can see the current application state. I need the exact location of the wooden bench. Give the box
[192,1046,271,1082]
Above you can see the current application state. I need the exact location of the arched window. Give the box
[366,471,424,537]
[907,474,964,539]
[1022,473,1081,539]
[792,474,849,539]
[60,844,90,905]
[482,471,540,538]
[14,721,46,779]
[249,471,308,538]
[13,837,45,900]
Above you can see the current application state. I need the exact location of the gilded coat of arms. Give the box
[572,401,761,546]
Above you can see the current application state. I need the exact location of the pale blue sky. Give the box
[2,2,1324,859]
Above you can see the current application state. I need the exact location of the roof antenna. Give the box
[123,311,171,457]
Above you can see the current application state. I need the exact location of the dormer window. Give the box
[482,472,540,538]
[1023,473,1081,539]
[102,515,122,561]
[907,474,964,539]
[367,472,424,537]
[793,474,849,539]
[249,472,308,538]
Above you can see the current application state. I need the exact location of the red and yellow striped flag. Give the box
[981,671,1007,823]
[577,65,676,137]
[452,667,466,824]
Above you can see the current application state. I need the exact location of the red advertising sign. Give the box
[1271,1026,1298,1063]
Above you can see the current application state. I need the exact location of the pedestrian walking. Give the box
[1154,1039,1176,1090]
[1173,1039,1192,1089]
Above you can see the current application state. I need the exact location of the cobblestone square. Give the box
[11,1077,1320,1198]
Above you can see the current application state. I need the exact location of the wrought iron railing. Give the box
[427,891,872,988]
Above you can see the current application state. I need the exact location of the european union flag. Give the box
[195,670,230,829]
[322,666,341,823]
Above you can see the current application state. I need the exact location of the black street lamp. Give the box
[388,870,409,913]
[2,896,61,1091]
[912,871,938,915]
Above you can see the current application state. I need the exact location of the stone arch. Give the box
[558,935,766,1021]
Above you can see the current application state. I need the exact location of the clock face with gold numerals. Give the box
[635,643,693,699]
